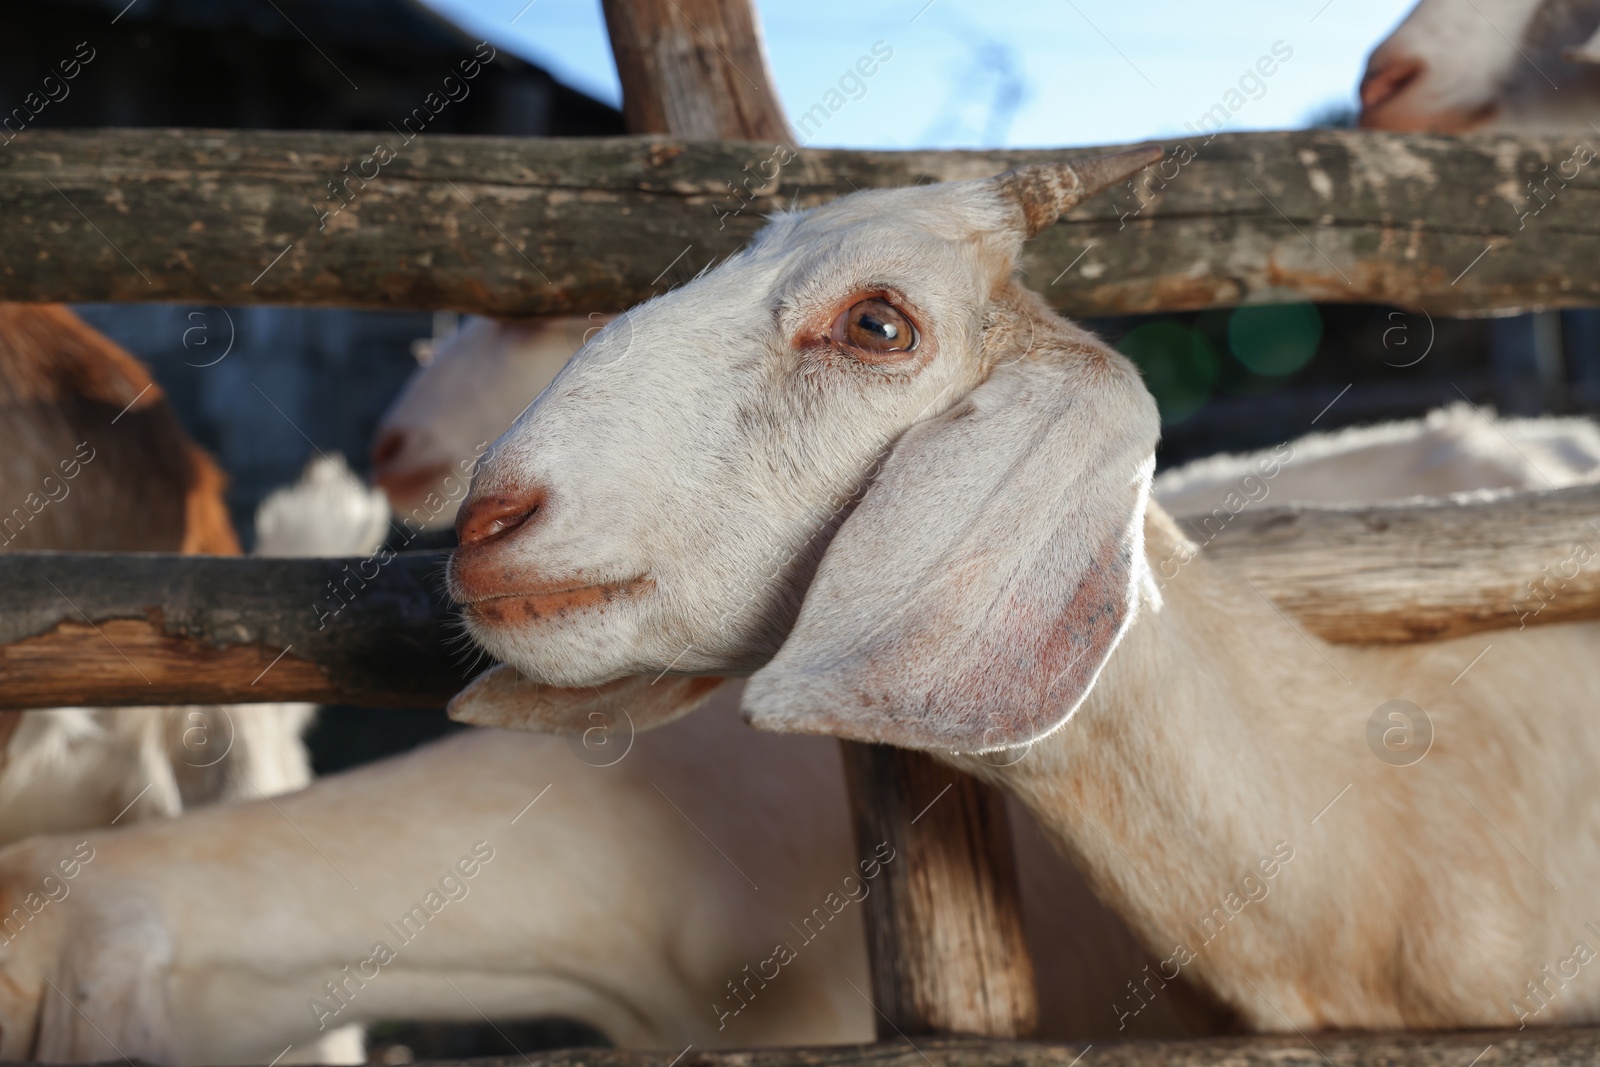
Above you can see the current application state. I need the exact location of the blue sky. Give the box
[421,0,1416,149]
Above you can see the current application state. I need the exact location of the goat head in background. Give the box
[372,316,600,531]
[1359,0,1600,132]
[449,148,1160,747]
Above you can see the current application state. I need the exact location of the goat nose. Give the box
[457,487,547,548]
[1359,54,1425,117]
[370,428,406,469]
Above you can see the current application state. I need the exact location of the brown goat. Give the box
[0,303,238,555]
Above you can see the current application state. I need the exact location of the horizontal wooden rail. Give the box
[2,129,1597,317]
[1200,481,1600,643]
[4,482,1598,707]
[0,551,473,708]
[26,1029,1590,1067]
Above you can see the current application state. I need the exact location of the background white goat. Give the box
[445,151,1600,1033]
[1152,403,1600,514]
[1360,0,1600,131]
[371,317,599,532]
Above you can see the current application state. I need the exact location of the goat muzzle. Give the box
[456,486,547,549]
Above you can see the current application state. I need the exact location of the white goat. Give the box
[446,150,1600,1032]
[1360,0,1600,131]
[0,701,312,844]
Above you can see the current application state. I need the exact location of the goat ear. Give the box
[992,146,1162,237]
[743,336,1158,753]
[449,664,724,735]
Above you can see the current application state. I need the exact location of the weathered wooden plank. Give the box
[1197,481,1600,644]
[0,551,473,708]
[843,745,1038,1038]
[28,1028,1600,1067]
[600,0,790,141]
[1,129,1597,317]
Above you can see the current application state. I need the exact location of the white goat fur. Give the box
[0,710,881,1064]
[1153,403,1600,515]
[255,454,392,558]
[443,155,1600,1031]
[1361,0,1600,131]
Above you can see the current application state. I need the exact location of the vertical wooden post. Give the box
[599,0,1039,1040]
[599,0,790,141]
[843,745,1037,1038]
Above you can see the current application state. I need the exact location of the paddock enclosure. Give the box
[6,0,1600,1064]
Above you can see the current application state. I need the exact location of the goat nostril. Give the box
[456,489,546,548]
[1359,55,1425,113]
[370,429,406,469]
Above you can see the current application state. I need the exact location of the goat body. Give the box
[958,505,1600,1029]
[1152,403,1600,515]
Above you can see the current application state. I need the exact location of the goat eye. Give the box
[834,298,918,357]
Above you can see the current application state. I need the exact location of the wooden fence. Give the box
[2,128,1598,318]
[6,119,1600,1065]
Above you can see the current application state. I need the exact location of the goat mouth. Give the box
[462,577,654,623]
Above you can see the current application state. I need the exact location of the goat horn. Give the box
[995,145,1164,237]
